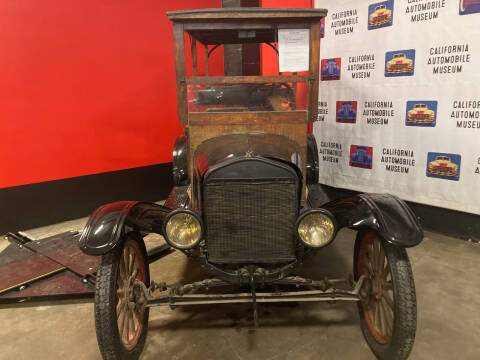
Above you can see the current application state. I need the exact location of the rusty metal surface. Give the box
[2,272,93,301]
[0,230,172,305]
[0,231,95,304]
[25,231,100,278]
[0,245,64,295]
[0,239,36,266]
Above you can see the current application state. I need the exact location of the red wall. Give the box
[260,0,313,75]
[0,0,220,189]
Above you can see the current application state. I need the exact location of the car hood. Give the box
[194,133,303,176]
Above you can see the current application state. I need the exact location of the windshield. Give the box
[187,82,306,113]
[183,27,310,113]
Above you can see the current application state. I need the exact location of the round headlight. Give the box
[296,209,336,248]
[164,210,203,249]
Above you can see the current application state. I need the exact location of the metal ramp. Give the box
[0,231,170,305]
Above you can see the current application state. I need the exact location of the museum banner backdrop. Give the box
[313,0,480,214]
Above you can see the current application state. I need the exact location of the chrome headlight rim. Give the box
[162,209,204,250]
[295,208,337,249]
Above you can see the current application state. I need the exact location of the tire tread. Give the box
[94,235,149,360]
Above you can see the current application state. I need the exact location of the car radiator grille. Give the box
[203,181,298,263]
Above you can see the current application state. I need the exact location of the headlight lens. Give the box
[164,211,203,249]
[297,210,336,248]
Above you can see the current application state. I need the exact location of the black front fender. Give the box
[323,193,423,247]
[78,201,172,255]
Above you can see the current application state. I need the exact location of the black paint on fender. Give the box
[173,135,189,186]
[322,193,423,248]
[306,134,319,185]
[78,201,172,255]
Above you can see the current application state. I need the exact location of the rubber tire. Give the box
[94,233,150,360]
[354,231,417,360]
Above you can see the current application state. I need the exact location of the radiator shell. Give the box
[203,158,299,264]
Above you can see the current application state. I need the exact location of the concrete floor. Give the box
[0,219,479,360]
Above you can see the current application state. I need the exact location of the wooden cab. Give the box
[167,8,327,205]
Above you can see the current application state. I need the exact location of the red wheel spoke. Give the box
[383,291,394,310]
[381,297,394,332]
[123,250,129,277]
[374,300,381,333]
[382,263,390,280]
[132,308,140,330]
[379,299,390,336]
[116,300,124,318]
[129,309,135,341]
[122,309,129,343]
[129,250,136,276]
[117,301,126,327]
[378,245,385,274]
[372,241,376,264]
[120,252,127,279]
[367,243,374,263]
[373,241,379,271]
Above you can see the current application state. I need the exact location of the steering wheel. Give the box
[247,83,295,111]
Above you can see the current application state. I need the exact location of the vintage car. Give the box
[337,102,357,123]
[386,53,413,74]
[321,59,341,80]
[369,4,392,26]
[350,146,373,168]
[460,0,480,12]
[428,155,459,177]
[78,8,423,360]
[407,104,435,124]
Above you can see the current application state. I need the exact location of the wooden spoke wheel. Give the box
[94,234,150,360]
[116,239,147,350]
[354,231,417,360]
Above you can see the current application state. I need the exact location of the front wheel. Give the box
[94,233,150,360]
[354,231,417,360]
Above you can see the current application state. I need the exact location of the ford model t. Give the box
[78,8,423,360]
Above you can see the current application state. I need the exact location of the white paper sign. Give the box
[278,29,310,72]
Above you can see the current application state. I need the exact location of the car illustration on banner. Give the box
[350,145,373,169]
[385,49,415,77]
[406,101,437,127]
[459,0,480,15]
[336,101,357,123]
[321,58,341,81]
[426,152,461,181]
[368,1,394,29]
[321,17,325,38]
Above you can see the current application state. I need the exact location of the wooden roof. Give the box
[167,8,327,22]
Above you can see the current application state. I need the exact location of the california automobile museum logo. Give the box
[336,101,357,123]
[406,101,438,127]
[426,152,461,181]
[349,145,373,169]
[459,0,480,15]
[385,49,415,77]
[368,0,394,30]
[321,57,341,81]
